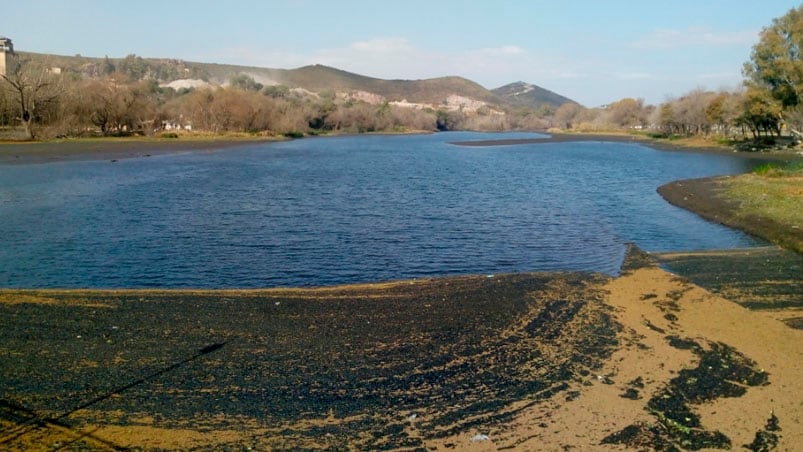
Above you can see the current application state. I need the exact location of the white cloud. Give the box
[612,72,653,80]
[633,27,758,49]
[350,37,413,53]
[481,45,525,55]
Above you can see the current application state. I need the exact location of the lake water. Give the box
[0,132,765,288]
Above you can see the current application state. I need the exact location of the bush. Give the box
[753,163,776,175]
[161,132,179,139]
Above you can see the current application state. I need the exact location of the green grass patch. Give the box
[726,176,801,226]
[752,161,803,176]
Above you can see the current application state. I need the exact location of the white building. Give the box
[0,36,14,77]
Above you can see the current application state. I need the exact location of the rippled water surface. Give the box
[0,132,765,287]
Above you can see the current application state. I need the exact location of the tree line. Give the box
[2,5,802,142]
[0,55,551,140]
[554,5,803,142]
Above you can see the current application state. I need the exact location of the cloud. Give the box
[480,45,525,55]
[612,72,652,80]
[350,37,413,53]
[632,27,758,49]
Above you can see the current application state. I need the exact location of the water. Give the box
[0,132,765,288]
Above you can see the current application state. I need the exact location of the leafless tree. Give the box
[0,55,63,139]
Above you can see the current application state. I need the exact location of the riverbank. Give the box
[1,247,800,450]
[453,131,803,160]
[0,129,433,165]
[3,131,800,166]
[0,135,282,165]
[658,173,803,254]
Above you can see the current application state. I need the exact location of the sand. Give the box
[0,249,800,450]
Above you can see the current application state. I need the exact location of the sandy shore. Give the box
[1,247,800,450]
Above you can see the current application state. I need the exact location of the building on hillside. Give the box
[0,36,15,77]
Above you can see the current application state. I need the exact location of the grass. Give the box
[727,163,803,225]
[722,161,803,252]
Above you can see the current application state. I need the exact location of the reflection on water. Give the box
[0,132,764,288]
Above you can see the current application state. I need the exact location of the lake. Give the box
[0,132,765,288]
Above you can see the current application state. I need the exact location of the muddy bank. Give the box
[450,133,649,148]
[451,132,803,162]
[1,248,801,450]
[658,177,803,253]
[0,138,276,165]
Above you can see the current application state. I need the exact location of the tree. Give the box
[744,5,803,127]
[0,55,63,139]
[739,86,782,137]
[606,98,647,128]
[229,74,263,92]
[554,102,584,129]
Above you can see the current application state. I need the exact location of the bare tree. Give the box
[0,55,62,139]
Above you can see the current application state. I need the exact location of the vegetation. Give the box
[546,5,803,147]
[3,7,803,146]
[723,161,803,253]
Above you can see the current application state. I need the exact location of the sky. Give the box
[2,0,801,106]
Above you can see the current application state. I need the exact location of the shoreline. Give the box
[0,136,281,165]
[658,176,803,254]
[1,249,800,450]
[0,130,434,165]
[3,131,801,166]
[452,131,803,160]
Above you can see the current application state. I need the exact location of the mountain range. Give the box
[21,52,578,111]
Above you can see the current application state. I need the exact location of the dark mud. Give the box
[450,133,649,148]
[0,272,620,450]
[603,337,769,450]
[656,247,803,314]
[0,138,271,165]
[744,413,782,451]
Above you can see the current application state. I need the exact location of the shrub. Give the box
[753,163,776,175]
[161,132,179,139]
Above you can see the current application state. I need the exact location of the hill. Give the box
[492,81,577,110]
[20,51,575,111]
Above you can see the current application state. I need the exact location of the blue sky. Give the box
[3,1,801,106]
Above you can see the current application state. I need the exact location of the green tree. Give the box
[229,74,263,92]
[744,6,803,122]
[118,54,149,80]
[739,87,782,138]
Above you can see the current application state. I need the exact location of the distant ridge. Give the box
[492,81,577,110]
[20,51,577,111]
